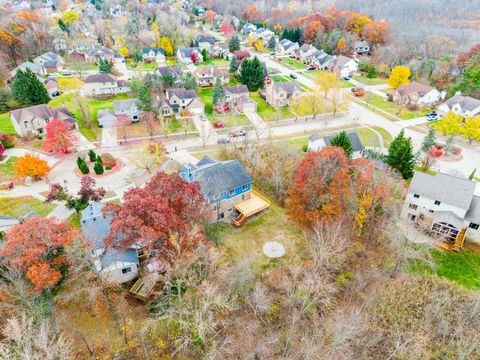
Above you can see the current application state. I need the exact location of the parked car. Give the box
[307,66,317,71]
[343,76,352,81]
[290,73,298,79]
[350,87,356,93]
[427,112,439,121]
[200,114,208,121]
[229,129,247,137]
[217,137,230,144]
[353,88,365,97]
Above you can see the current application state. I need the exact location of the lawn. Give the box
[276,57,307,70]
[49,92,132,141]
[165,58,179,66]
[117,118,195,139]
[250,93,294,122]
[362,92,433,120]
[0,156,18,179]
[126,59,158,71]
[410,248,480,290]
[353,77,387,86]
[357,127,381,147]
[195,58,229,67]
[340,78,353,88]
[371,126,393,146]
[0,196,57,217]
[0,112,16,135]
[286,137,308,153]
[271,75,291,83]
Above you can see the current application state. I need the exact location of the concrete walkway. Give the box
[244,111,270,137]
[74,130,96,151]
[101,125,119,148]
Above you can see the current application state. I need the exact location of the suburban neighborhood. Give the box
[0,0,479,358]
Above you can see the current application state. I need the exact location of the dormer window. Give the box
[229,189,235,196]
[434,200,441,206]
[413,194,420,199]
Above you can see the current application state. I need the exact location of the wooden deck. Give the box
[232,190,271,227]
[129,272,159,302]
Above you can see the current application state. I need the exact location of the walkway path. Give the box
[101,125,119,148]
[244,111,270,138]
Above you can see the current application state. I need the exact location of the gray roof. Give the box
[188,156,252,199]
[142,47,166,56]
[335,55,355,69]
[355,41,369,48]
[323,132,364,152]
[10,105,75,125]
[433,211,464,229]
[34,52,63,68]
[442,95,480,112]
[167,88,196,100]
[224,85,249,95]
[409,172,476,210]
[466,195,480,223]
[113,99,140,113]
[195,34,216,45]
[155,65,183,78]
[101,248,138,268]
[86,46,114,56]
[178,47,201,57]
[13,61,43,75]
[274,81,301,94]
[84,73,116,83]
[97,109,116,126]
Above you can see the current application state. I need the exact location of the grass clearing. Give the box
[126,59,158,71]
[0,112,16,135]
[250,93,294,122]
[0,196,57,217]
[195,58,229,67]
[358,127,381,147]
[286,137,308,153]
[371,126,393,146]
[362,92,433,120]
[276,57,307,70]
[272,75,291,83]
[353,77,387,86]
[0,156,18,179]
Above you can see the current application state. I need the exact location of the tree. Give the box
[345,13,372,34]
[190,51,201,63]
[268,36,276,50]
[330,131,354,159]
[386,129,415,179]
[141,112,159,137]
[98,59,112,73]
[58,77,83,93]
[205,10,216,23]
[118,46,129,57]
[11,68,50,106]
[0,29,23,66]
[87,149,96,162]
[316,71,338,98]
[160,36,174,56]
[304,21,324,44]
[254,38,264,51]
[74,96,92,128]
[234,50,250,62]
[1,216,75,290]
[361,21,390,46]
[239,56,265,91]
[129,141,164,174]
[229,35,240,52]
[387,66,411,89]
[434,111,462,136]
[292,88,326,119]
[42,119,76,153]
[286,146,351,228]
[212,77,225,106]
[241,5,263,22]
[182,71,197,90]
[201,48,208,61]
[14,153,50,179]
[93,155,104,175]
[460,116,480,143]
[229,55,238,73]
[421,128,436,152]
[61,10,80,25]
[77,156,89,174]
[46,176,106,214]
[453,54,480,98]
[103,172,208,258]
[220,23,234,38]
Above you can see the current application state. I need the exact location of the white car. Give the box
[200,114,208,121]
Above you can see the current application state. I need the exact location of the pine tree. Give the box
[330,131,354,159]
[98,59,112,73]
[229,55,238,73]
[201,48,208,61]
[77,156,89,174]
[182,71,197,90]
[469,168,476,180]
[239,56,265,91]
[229,35,240,52]
[421,128,436,152]
[11,69,50,106]
[94,155,104,175]
[87,149,97,162]
[268,36,276,49]
[386,129,415,179]
[212,77,225,106]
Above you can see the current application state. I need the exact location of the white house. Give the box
[241,23,257,35]
[176,47,203,64]
[276,39,299,56]
[401,171,480,244]
[332,55,358,78]
[307,132,364,159]
[393,81,442,108]
[298,44,318,63]
[438,95,480,117]
[114,98,141,122]
[142,47,166,64]
[255,28,275,42]
[82,74,129,97]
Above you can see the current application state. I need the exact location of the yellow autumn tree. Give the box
[58,77,83,92]
[434,111,462,136]
[61,10,80,26]
[152,22,161,47]
[160,36,173,56]
[118,47,129,57]
[387,65,411,89]
[315,71,338,98]
[14,153,50,179]
[460,116,480,143]
[254,39,264,51]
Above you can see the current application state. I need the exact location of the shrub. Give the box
[100,152,116,167]
[0,133,14,148]
[301,144,308,153]
[77,156,89,174]
[452,146,462,155]
[429,147,443,158]
[435,143,444,149]
[88,149,97,162]
[94,156,104,175]
[105,165,112,170]
[407,103,418,111]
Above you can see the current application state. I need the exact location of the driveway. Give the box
[244,111,270,138]
[397,117,430,128]
[191,115,216,139]
[74,130,95,151]
[101,125,118,148]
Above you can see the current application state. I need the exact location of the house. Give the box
[176,47,203,64]
[154,66,183,85]
[298,44,318,63]
[142,47,166,63]
[193,66,229,86]
[10,104,76,137]
[438,95,480,117]
[276,39,299,56]
[70,38,96,54]
[180,156,253,222]
[113,99,141,122]
[41,77,60,97]
[195,34,217,52]
[158,88,204,116]
[333,55,358,78]
[210,44,230,59]
[81,202,139,284]
[265,81,302,108]
[11,61,46,77]
[33,52,64,73]
[0,211,36,233]
[114,53,125,64]
[393,81,442,108]
[306,50,335,70]
[85,46,115,63]
[254,28,275,42]
[307,131,364,158]
[82,74,129,97]
[355,41,370,55]
[241,23,257,35]
[97,109,117,127]
[224,85,257,113]
[401,171,480,243]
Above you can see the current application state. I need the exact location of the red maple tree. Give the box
[286,146,351,228]
[104,172,208,261]
[220,23,235,38]
[42,118,77,153]
[190,51,201,63]
[1,216,76,290]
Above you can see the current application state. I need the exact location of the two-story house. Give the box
[224,85,257,113]
[332,55,358,78]
[254,28,275,43]
[176,47,203,64]
[154,66,184,86]
[10,104,77,137]
[81,202,139,284]
[393,81,442,108]
[241,23,257,35]
[306,50,335,70]
[265,81,302,108]
[195,34,217,52]
[33,52,64,73]
[354,41,370,55]
[85,46,115,63]
[11,61,46,78]
[297,44,318,63]
[82,74,129,97]
[307,131,364,158]
[438,95,480,117]
[401,171,480,244]
[276,39,299,56]
[193,66,229,86]
[113,99,142,122]
[141,47,166,64]
[158,88,205,116]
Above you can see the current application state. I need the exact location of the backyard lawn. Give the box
[0,113,16,135]
[363,92,433,120]
[0,156,18,179]
[353,77,387,86]
[250,93,294,122]
[0,196,57,217]
[195,58,229,67]
[357,127,381,147]
[126,59,158,71]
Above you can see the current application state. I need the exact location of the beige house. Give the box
[393,81,442,108]
[224,85,257,113]
[265,81,302,108]
[159,88,205,116]
[85,47,115,63]
[193,66,229,87]
[82,74,129,97]
[10,104,77,137]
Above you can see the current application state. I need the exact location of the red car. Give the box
[214,120,224,128]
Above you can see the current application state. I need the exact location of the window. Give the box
[242,184,248,191]
[429,209,434,213]
[407,213,416,221]
[434,200,441,206]
[122,267,132,275]
[24,121,29,128]
[419,214,425,220]
[229,189,235,196]
[217,212,224,220]
[413,194,420,199]
[469,223,480,230]
[228,208,233,212]
[408,203,417,210]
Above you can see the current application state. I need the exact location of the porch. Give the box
[232,190,271,227]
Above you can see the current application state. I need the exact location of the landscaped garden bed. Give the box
[0,196,57,217]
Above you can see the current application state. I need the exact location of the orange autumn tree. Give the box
[241,5,263,23]
[303,21,323,44]
[1,216,76,291]
[361,21,391,46]
[14,153,50,179]
[204,10,216,23]
[286,146,351,228]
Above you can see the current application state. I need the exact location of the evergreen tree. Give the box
[421,128,436,152]
[239,56,265,91]
[212,77,225,106]
[87,149,97,162]
[469,168,476,180]
[77,156,89,174]
[182,71,197,90]
[229,35,240,52]
[229,55,238,73]
[94,155,104,175]
[201,48,208,61]
[268,36,276,50]
[98,59,112,73]
[138,85,153,111]
[330,131,354,159]
[11,68,50,106]
[386,129,415,179]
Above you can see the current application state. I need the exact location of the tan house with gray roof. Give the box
[265,81,301,108]
[393,81,442,107]
[193,66,229,87]
[82,74,129,97]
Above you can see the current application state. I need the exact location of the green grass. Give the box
[165,58,179,66]
[357,127,381,147]
[0,156,18,178]
[276,57,307,70]
[340,78,353,88]
[411,248,480,290]
[0,113,16,135]
[362,92,433,120]
[353,77,387,86]
[271,75,291,83]
[0,196,57,217]
[49,92,131,141]
[250,93,294,122]
[371,126,393,146]
[67,212,81,228]
[126,59,158,71]
[286,137,308,153]
[195,58,229,67]
[63,62,98,71]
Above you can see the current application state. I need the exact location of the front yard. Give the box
[0,156,18,180]
[0,196,57,217]
[0,113,16,135]
[361,92,433,120]
[353,77,387,86]
[126,59,158,71]
[250,93,295,122]
[275,57,308,70]
[117,118,196,140]
[195,58,229,67]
